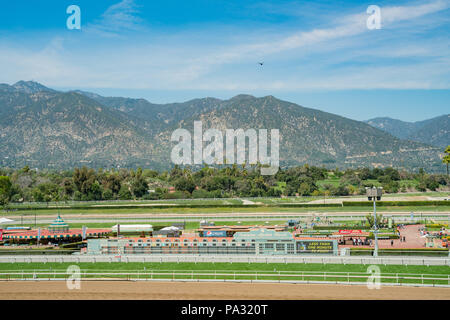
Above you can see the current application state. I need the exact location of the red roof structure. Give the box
[3,229,110,241]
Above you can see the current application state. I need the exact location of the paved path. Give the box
[341,225,429,250]
[380,224,426,249]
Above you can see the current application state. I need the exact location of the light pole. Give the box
[366,186,382,257]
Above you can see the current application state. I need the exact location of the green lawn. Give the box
[8,220,288,231]
[0,261,447,273]
[317,179,341,188]
[0,262,448,285]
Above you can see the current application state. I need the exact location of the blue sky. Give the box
[0,0,449,122]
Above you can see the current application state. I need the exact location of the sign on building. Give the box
[204,231,227,237]
[296,240,335,254]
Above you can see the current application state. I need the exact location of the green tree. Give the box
[89,181,103,200]
[131,168,148,198]
[443,145,450,176]
[174,177,196,194]
[0,176,12,199]
[73,167,96,196]
[102,188,114,200]
[118,185,132,200]
[365,213,386,228]
[102,174,121,195]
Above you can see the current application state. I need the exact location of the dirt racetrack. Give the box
[0,281,449,300]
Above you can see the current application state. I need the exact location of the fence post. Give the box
[347,272,349,283]
[396,273,398,284]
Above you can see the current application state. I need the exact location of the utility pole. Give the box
[366,187,383,257]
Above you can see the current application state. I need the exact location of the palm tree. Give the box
[443,145,450,176]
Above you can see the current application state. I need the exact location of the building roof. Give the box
[3,229,110,240]
[197,225,286,232]
[49,214,69,228]
[233,228,293,241]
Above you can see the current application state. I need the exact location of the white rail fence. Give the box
[1,255,449,266]
[0,270,449,287]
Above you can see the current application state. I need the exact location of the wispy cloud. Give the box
[85,0,144,37]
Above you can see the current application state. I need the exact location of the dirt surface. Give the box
[0,281,449,300]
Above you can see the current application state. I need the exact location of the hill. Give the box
[0,81,444,172]
[366,115,449,148]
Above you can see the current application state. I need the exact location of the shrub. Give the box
[162,191,190,199]
[192,189,214,199]
[342,201,450,207]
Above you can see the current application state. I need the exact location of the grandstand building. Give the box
[87,229,338,255]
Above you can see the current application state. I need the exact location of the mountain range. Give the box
[365,116,449,148]
[0,81,446,172]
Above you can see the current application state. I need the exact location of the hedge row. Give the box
[425,224,448,228]
[8,204,261,211]
[276,203,342,208]
[8,200,449,211]
[0,249,76,255]
[8,202,343,211]
[367,233,399,240]
[343,200,450,207]
[313,225,366,230]
[350,248,448,257]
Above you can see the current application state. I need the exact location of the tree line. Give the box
[0,164,449,205]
